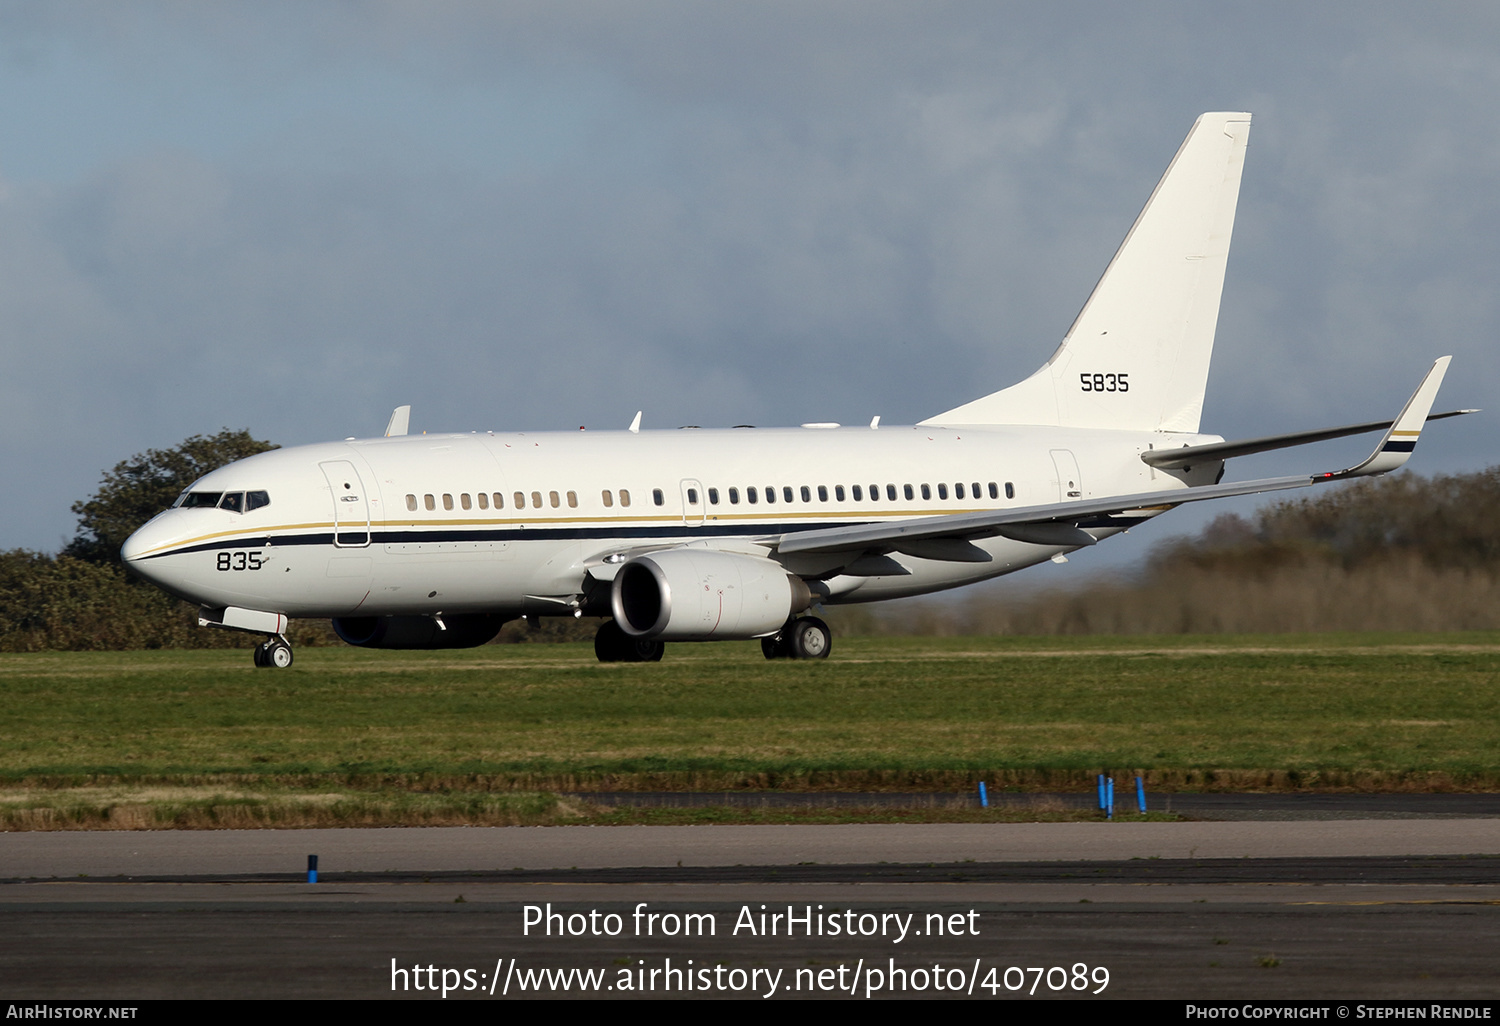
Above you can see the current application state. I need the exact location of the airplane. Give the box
[120,112,1470,668]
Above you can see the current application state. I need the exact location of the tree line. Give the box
[834,468,1500,637]
[0,430,298,652]
[2,432,1495,650]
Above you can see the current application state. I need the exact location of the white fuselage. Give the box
[120,423,1222,620]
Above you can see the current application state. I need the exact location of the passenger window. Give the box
[493,493,504,509]
[748,487,759,504]
[686,488,698,504]
[461,493,472,510]
[652,488,664,506]
[937,483,947,500]
[972,482,982,499]
[567,491,578,508]
[219,492,244,513]
[989,482,999,499]
[835,485,845,501]
[532,491,543,509]
[955,483,965,499]
[549,491,560,508]
[784,487,794,503]
[406,494,417,511]
[443,494,454,511]
[619,490,631,507]
[1005,482,1015,499]
[514,492,525,509]
[708,488,719,505]
[728,487,739,504]
[870,484,881,501]
[887,484,897,501]
[477,493,489,510]
[246,490,271,511]
[764,487,775,504]
[799,486,809,503]
[816,486,826,502]
[424,494,436,511]
[602,490,613,508]
[852,485,862,501]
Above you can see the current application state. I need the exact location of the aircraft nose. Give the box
[121,512,182,568]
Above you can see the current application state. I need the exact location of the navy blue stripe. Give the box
[1381,440,1416,453]
[139,513,1151,561]
[142,521,857,559]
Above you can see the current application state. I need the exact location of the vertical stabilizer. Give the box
[921,112,1252,432]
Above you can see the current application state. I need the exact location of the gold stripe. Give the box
[132,504,1015,558]
[1391,430,1421,437]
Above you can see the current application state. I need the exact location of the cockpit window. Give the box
[219,492,245,513]
[246,491,271,511]
[181,492,223,509]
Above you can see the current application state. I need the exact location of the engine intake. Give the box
[611,549,812,640]
[332,614,505,650]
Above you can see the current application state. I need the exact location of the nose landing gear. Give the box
[252,636,294,668]
[761,616,832,660]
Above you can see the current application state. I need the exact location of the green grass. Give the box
[1,633,1498,826]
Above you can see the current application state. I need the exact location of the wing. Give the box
[777,357,1454,560]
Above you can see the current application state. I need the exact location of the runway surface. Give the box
[4,807,1499,1000]
[4,819,1500,879]
[576,791,1500,819]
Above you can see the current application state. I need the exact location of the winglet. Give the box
[384,405,411,437]
[1323,357,1452,480]
[629,411,642,434]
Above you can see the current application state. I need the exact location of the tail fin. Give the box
[921,111,1252,432]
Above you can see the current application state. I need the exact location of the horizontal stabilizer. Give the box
[1143,408,1476,468]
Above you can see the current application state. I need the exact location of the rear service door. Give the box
[1050,449,1083,502]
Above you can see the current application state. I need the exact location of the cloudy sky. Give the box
[0,2,1495,567]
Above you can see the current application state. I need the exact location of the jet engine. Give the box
[611,549,812,640]
[331,613,506,649]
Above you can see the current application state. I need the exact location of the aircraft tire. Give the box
[629,638,665,662]
[761,636,785,660]
[266,639,294,669]
[594,620,626,662]
[252,643,269,668]
[787,617,832,660]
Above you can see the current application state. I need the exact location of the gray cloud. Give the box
[0,1,1494,554]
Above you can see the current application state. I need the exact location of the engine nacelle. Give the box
[331,613,506,650]
[611,549,812,640]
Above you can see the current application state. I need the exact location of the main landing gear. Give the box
[252,636,294,668]
[761,616,832,660]
[594,619,665,663]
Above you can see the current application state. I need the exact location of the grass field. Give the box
[1,633,1497,828]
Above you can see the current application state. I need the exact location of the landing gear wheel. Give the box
[787,617,832,660]
[628,638,665,662]
[761,635,786,660]
[595,621,663,663]
[594,620,627,662]
[254,637,294,669]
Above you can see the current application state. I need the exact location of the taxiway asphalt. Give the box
[3,808,1498,1000]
